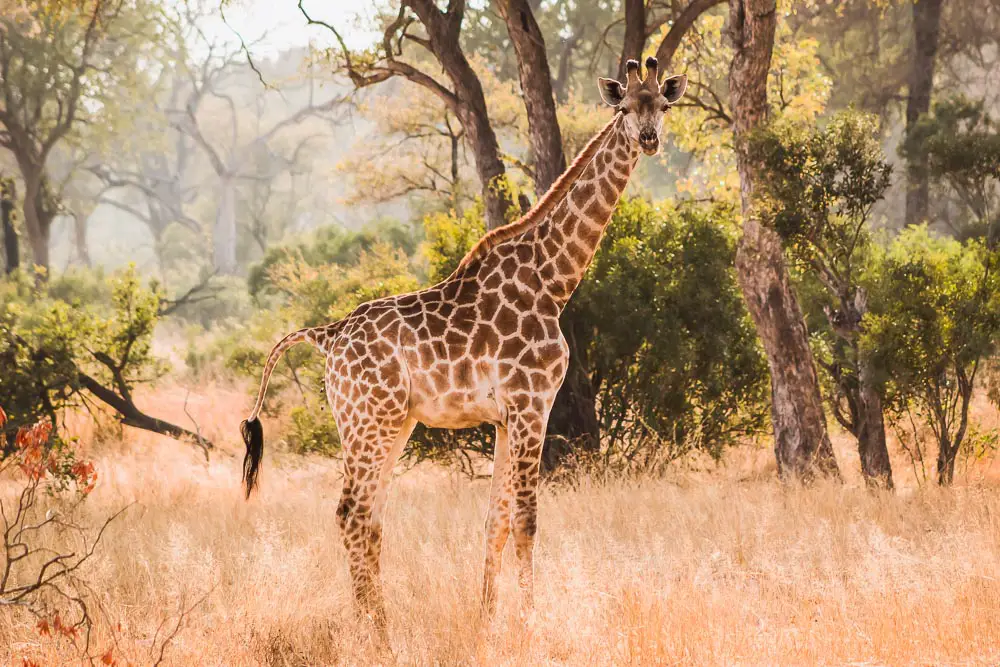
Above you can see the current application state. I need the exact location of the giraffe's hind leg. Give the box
[482,425,512,617]
[369,416,416,581]
[337,413,411,632]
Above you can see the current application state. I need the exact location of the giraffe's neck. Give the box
[531,115,639,306]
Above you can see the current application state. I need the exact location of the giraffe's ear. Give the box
[598,77,625,107]
[661,74,688,105]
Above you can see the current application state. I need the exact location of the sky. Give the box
[209,0,384,58]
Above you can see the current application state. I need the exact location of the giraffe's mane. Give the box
[449,113,621,279]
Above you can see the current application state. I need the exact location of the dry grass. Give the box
[2,383,1000,665]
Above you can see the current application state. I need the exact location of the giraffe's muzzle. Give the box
[639,130,659,155]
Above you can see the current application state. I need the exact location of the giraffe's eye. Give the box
[661,102,671,112]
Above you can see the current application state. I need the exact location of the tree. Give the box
[0,0,151,271]
[904,0,944,227]
[865,228,1000,485]
[171,31,341,275]
[617,0,726,79]
[728,0,840,481]
[901,95,1000,240]
[304,0,517,230]
[752,112,895,488]
[0,267,211,454]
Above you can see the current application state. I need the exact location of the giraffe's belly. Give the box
[406,361,504,429]
[409,389,503,429]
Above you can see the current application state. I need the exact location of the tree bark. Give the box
[1,178,18,273]
[728,0,841,481]
[498,0,567,194]
[904,0,944,227]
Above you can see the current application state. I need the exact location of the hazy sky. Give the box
[212,0,383,57]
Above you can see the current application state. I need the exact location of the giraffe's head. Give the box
[598,57,687,156]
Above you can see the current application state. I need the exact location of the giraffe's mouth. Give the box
[641,143,660,156]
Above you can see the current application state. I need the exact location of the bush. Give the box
[567,198,769,468]
[863,226,1000,484]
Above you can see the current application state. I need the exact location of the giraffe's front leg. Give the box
[507,410,546,616]
[482,425,512,617]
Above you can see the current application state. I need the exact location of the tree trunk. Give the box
[618,0,647,81]
[543,319,601,472]
[406,0,516,230]
[728,0,840,482]
[214,177,238,275]
[855,358,893,489]
[1,179,18,274]
[20,171,53,272]
[936,437,956,485]
[71,213,92,267]
[904,0,944,227]
[498,0,567,194]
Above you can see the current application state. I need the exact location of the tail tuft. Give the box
[241,417,264,499]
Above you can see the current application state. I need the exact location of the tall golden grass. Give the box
[2,382,1000,665]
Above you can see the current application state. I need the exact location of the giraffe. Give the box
[240,57,687,627]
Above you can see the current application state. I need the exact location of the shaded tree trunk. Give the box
[728,0,840,481]
[498,0,567,194]
[936,370,971,486]
[905,0,944,227]
[1,178,18,273]
[855,359,893,489]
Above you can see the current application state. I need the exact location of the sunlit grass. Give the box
[2,383,999,664]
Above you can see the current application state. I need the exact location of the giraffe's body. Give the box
[241,58,687,627]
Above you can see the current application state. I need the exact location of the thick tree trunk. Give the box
[1,179,18,273]
[406,0,516,230]
[728,0,840,481]
[905,0,944,227]
[855,359,893,489]
[499,0,567,194]
[618,0,647,81]
[213,177,237,275]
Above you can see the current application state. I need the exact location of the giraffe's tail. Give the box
[241,326,321,498]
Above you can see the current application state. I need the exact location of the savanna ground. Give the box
[3,382,1000,665]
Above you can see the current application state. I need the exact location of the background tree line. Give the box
[2,0,1000,489]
